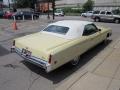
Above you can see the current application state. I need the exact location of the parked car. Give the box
[93,10,100,14]
[0,10,4,18]
[92,11,120,23]
[55,10,64,16]
[11,20,112,72]
[81,11,94,17]
[12,11,39,20]
[3,11,14,19]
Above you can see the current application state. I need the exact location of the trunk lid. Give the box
[15,32,70,61]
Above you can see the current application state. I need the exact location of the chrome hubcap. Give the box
[96,18,99,22]
[115,20,119,24]
[71,57,80,65]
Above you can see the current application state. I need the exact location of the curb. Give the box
[55,69,88,90]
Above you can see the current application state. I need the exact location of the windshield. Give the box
[43,25,69,35]
[55,10,63,13]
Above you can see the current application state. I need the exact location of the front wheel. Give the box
[17,16,22,20]
[33,16,37,20]
[70,56,80,66]
[103,34,109,44]
[103,37,108,44]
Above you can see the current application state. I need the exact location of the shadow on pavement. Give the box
[22,40,112,84]
[0,45,10,56]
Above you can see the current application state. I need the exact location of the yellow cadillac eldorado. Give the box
[11,20,112,72]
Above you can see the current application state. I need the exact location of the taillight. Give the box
[48,54,52,64]
[13,40,15,46]
[11,40,15,52]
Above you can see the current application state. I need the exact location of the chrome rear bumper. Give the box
[12,47,51,72]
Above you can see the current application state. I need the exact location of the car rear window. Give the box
[43,25,69,35]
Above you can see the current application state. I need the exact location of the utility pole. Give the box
[52,0,55,20]
[13,0,17,9]
[8,0,10,10]
[33,0,37,12]
[47,0,50,19]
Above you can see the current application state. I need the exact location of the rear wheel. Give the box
[94,18,100,22]
[114,19,120,24]
[71,56,80,66]
[103,33,110,44]
[17,16,22,20]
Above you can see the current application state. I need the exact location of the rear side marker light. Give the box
[48,54,52,64]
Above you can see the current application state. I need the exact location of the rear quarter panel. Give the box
[49,37,92,70]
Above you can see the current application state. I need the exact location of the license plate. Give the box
[22,49,31,57]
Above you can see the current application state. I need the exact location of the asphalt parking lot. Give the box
[0,16,120,90]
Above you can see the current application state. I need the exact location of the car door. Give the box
[82,24,102,49]
[105,11,114,21]
[100,11,106,20]
[15,12,23,19]
[87,11,93,17]
[24,12,31,19]
[23,12,28,19]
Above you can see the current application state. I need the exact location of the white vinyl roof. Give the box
[42,20,93,39]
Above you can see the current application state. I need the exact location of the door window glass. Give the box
[100,11,105,14]
[83,24,98,36]
[106,12,112,15]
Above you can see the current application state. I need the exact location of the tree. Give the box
[112,8,120,15]
[83,0,94,12]
[16,0,37,8]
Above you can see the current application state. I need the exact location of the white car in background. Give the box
[55,10,64,16]
[81,11,94,17]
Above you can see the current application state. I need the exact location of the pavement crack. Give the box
[28,75,41,90]
[91,48,114,73]
[106,62,120,90]
[67,71,88,90]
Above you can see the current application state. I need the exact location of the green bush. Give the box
[82,0,94,12]
[57,7,83,15]
[112,8,120,15]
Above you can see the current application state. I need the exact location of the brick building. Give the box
[36,0,53,12]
